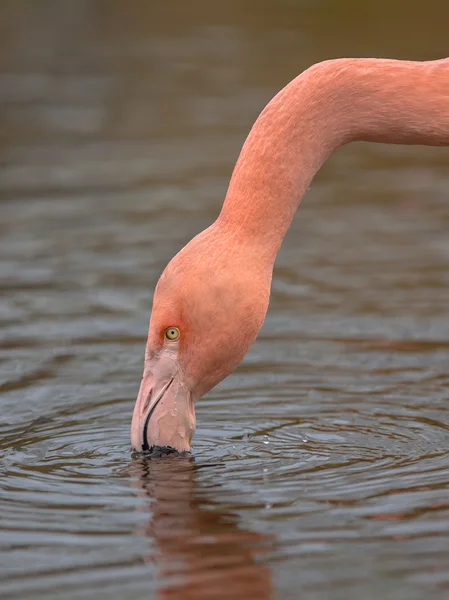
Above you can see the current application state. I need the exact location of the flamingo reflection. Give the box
[129,454,275,599]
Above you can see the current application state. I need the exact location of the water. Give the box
[1,2,449,599]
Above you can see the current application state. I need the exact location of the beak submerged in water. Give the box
[131,347,196,453]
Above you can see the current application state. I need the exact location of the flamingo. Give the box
[131,57,449,453]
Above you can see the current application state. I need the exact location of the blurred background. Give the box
[1,2,449,599]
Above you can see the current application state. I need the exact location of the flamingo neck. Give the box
[217,58,449,261]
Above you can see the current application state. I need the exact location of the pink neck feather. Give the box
[217,58,449,260]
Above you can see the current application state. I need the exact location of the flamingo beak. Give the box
[131,348,196,453]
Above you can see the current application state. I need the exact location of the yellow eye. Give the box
[165,326,180,341]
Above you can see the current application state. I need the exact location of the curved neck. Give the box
[217,58,449,261]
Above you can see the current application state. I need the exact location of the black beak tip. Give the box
[132,444,190,459]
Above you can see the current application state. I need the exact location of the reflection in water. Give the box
[129,456,274,600]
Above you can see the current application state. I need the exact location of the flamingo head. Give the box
[131,225,271,453]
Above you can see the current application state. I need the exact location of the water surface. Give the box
[1,2,449,599]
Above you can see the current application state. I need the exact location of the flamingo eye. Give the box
[165,327,180,341]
